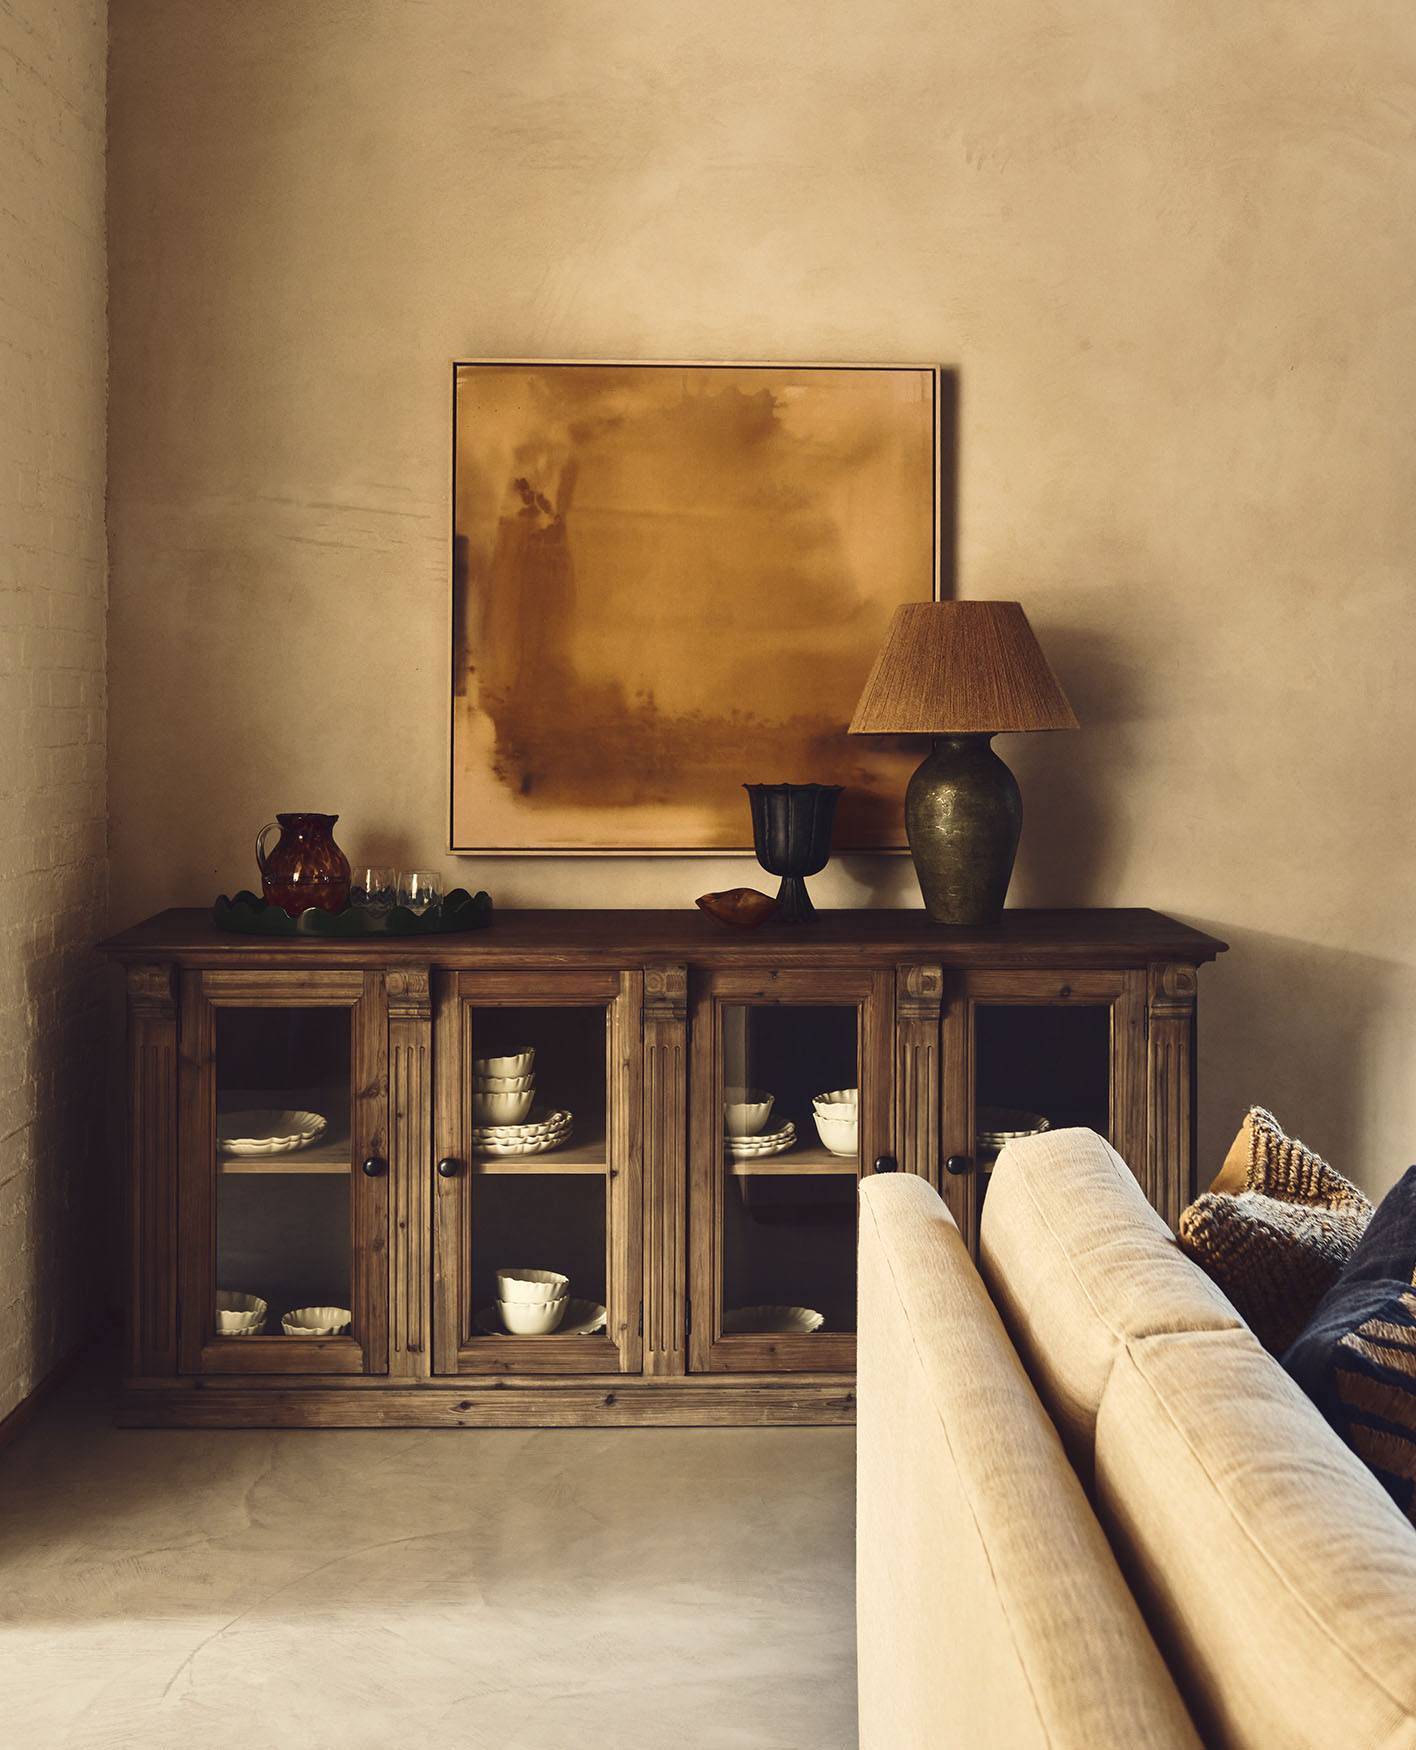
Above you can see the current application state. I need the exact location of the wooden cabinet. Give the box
[104,908,1225,1427]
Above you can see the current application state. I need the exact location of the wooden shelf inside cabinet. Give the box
[728,1149,859,1177]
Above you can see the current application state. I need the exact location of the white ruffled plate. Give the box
[474,1297,606,1337]
[471,1108,572,1139]
[219,1108,328,1156]
[475,1124,574,1158]
[723,1304,825,1335]
[975,1107,1051,1144]
[727,1124,797,1160]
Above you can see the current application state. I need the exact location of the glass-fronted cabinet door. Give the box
[689,968,894,1374]
[432,969,642,1375]
[941,969,1146,1244]
[177,968,389,1375]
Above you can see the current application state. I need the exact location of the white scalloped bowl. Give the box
[496,1267,570,1303]
[473,1089,535,1125]
[473,1072,535,1091]
[281,1305,351,1337]
[499,1295,567,1335]
[473,1049,534,1077]
[812,1087,858,1112]
[215,1290,267,1335]
[723,1087,774,1137]
[813,1110,859,1156]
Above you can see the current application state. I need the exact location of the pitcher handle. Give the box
[255,822,281,876]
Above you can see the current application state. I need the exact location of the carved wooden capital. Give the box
[126,963,175,1017]
[897,963,944,1021]
[644,963,688,1022]
[386,968,432,1020]
[1148,961,1197,1021]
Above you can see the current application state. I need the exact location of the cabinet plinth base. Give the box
[120,1377,858,1429]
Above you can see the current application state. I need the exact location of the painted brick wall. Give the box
[0,0,108,1423]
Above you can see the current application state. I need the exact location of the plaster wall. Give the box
[108,1,1416,1193]
[0,0,108,1420]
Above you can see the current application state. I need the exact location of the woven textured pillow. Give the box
[1284,1165,1416,1525]
[1177,1108,1372,1353]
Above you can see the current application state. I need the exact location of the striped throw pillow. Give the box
[1178,1108,1372,1353]
[1284,1165,1416,1524]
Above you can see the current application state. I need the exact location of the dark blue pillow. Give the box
[1283,1165,1416,1522]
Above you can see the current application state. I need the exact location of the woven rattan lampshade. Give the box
[848,601,1078,736]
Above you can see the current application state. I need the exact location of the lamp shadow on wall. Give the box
[1005,618,1144,908]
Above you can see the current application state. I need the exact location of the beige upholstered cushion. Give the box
[857,1174,1201,1750]
[979,1127,1242,1478]
[1178,1107,1373,1353]
[1097,1326,1416,1750]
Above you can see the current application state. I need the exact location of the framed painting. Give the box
[450,360,940,853]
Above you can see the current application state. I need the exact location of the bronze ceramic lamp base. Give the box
[905,734,1021,925]
[849,601,1079,928]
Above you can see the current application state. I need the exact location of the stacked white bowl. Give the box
[812,1086,859,1156]
[215,1290,267,1336]
[474,1047,536,1126]
[496,1267,569,1334]
[723,1087,774,1137]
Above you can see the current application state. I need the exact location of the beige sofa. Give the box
[857,1129,1416,1749]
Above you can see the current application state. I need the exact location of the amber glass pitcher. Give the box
[255,813,351,916]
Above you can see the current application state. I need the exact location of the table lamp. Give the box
[848,601,1078,924]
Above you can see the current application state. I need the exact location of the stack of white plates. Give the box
[218,1108,327,1157]
[473,1107,573,1157]
[976,1107,1051,1157]
[727,1120,797,1160]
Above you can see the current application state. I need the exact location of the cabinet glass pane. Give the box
[973,1003,1110,1183]
[214,1007,352,1338]
[467,1004,609,1338]
[720,1003,858,1336]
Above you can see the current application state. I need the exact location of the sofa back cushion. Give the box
[857,1174,1201,1750]
[979,1127,1242,1479]
[1096,1326,1416,1749]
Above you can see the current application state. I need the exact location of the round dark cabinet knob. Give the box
[436,1157,461,1178]
[945,1154,972,1176]
[361,1156,387,1177]
[873,1155,898,1174]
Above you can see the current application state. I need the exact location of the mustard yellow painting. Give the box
[451,362,938,852]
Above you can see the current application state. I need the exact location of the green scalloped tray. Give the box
[212,888,494,937]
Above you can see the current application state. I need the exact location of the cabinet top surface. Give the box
[101,907,1227,966]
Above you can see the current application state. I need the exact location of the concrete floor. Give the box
[0,1366,857,1750]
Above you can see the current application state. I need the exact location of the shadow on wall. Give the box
[1194,922,1416,1200]
[6,944,109,1420]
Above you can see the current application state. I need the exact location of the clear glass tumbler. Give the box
[350,867,397,917]
[398,870,442,915]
